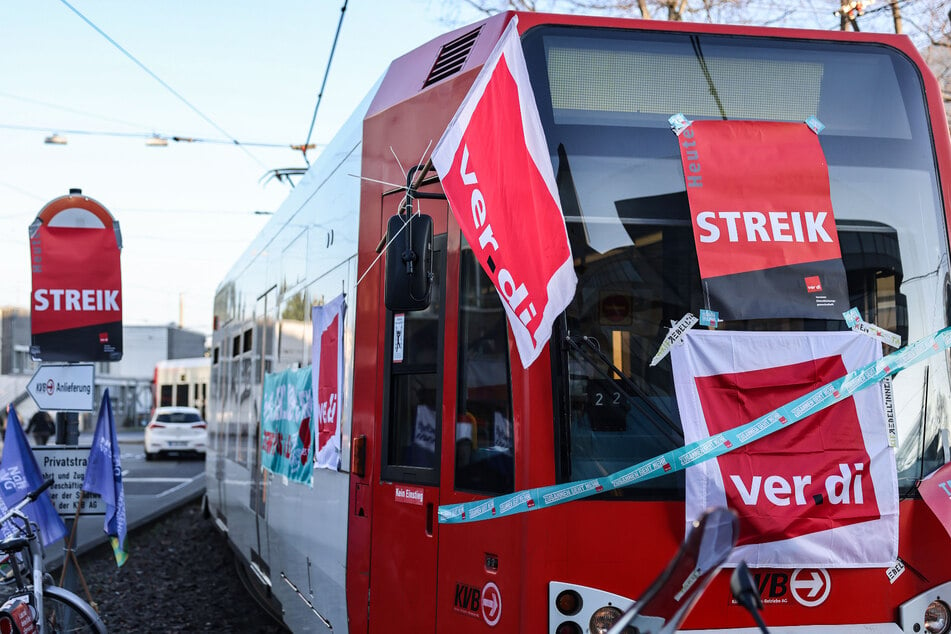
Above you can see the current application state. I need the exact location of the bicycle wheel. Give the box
[42,585,106,634]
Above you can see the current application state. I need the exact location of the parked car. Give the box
[144,406,207,461]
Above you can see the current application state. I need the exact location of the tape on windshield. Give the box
[438,327,951,524]
[844,307,902,348]
[650,313,698,367]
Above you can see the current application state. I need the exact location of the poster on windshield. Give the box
[261,366,314,485]
[675,120,848,321]
[672,330,898,567]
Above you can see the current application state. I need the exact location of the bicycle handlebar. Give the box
[0,478,55,527]
[26,479,54,502]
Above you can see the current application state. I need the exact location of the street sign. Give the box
[32,447,105,516]
[27,364,95,411]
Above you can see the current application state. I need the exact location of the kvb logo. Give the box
[453,582,481,617]
[695,354,881,545]
[790,569,831,607]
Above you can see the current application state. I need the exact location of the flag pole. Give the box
[58,489,95,607]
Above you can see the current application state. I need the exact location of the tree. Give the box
[445,0,951,117]
[448,1,950,46]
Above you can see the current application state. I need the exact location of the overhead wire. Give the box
[0,122,315,150]
[302,0,349,166]
[56,0,272,171]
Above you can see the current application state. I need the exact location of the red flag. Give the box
[432,17,576,368]
[672,330,898,567]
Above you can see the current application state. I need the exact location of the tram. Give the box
[153,357,210,419]
[206,10,951,633]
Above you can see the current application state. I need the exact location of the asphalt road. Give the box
[42,429,206,569]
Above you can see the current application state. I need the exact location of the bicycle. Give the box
[0,478,106,633]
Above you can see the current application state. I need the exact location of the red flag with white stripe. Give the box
[432,17,576,368]
[672,330,898,567]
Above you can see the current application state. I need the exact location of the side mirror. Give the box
[384,212,433,312]
[731,561,769,633]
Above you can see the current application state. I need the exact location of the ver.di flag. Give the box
[671,330,897,567]
[432,16,576,368]
[675,120,848,320]
[0,405,67,546]
[81,389,127,566]
[312,295,346,470]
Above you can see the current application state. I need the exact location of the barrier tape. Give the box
[438,327,951,524]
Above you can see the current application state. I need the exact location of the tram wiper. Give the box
[565,335,685,447]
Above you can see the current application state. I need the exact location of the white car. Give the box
[144,406,208,461]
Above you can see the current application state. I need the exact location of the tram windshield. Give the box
[521,26,951,499]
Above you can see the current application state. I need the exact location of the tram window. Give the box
[176,384,189,407]
[388,373,439,469]
[455,239,514,494]
[160,385,173,408]
[381,235,446,486]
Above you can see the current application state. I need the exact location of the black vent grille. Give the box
[423,26,482,88]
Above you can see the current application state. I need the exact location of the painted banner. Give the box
[30,191,123,361]
[675,120,848,320]
[432,17,576,368]
[262,366,314,485]
[918,460,951,542]
[438,326,951,524]
[312,295,346,470]
[672,330,897,567]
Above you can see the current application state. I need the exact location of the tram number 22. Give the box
[592,392,622,406]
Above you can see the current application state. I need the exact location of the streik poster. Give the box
[675,120,848,320]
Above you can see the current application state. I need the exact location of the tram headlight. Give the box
[555,589,582,616]
[589,606,622,634]
[925,600,951,634]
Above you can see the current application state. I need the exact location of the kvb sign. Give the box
[30,189,123,362]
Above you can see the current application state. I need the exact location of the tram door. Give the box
[252,285,278,578]
[369,210,448,632]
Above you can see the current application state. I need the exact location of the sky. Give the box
[0,0,479,335]
[2,1,945,338]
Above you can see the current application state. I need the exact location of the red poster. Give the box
[676,120,848,320]
[317,314,339,451]
[312,294,346,470]
[30,192,122,362]
[432,18,576,368]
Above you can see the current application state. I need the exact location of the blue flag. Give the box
[0,405,67,546]
[81,390,127,566]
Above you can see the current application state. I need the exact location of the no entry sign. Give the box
[30,189,123,362]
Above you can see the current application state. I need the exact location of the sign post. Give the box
[27,363,95,412]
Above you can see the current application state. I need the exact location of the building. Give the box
[0,309,206,430]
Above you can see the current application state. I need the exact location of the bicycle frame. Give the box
[0,479,54,633]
